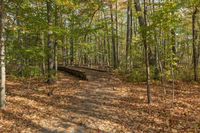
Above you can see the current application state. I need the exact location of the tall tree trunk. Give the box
[171,29,176,102]
[16,4,23,76]
[192,7,198,81]
[115,0,119,66]
[104,12,110,66]
[62,35,67,66]
[103,33,106,65]
[134,0,151,104]
[107,36,111,66]
[54,4,58,76]
[151,0,159,80]
[0,0,6,109]
[47,1,54,84]
[70,36,74,65]
[126,0,132,70]
[110,4,117,69]
[41,32,46,75]
[129,6,133,68]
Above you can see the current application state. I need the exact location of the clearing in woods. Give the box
[0,68,200,133]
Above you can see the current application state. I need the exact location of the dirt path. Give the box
[57,71,129,133]
[1,72,200,132]
[61,72,126,133]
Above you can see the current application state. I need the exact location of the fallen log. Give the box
[75,66,108,72]
[58,66,87,80]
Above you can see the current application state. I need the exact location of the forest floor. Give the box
[0,71,200,133]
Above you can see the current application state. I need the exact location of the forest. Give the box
[0,0,200,132]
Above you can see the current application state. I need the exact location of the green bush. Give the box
[21,66,42,77]
[127,68,146,82]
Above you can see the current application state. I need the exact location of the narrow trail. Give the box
[57,70,129,133]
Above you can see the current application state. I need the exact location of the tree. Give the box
[192,7,198,81]
[115,0,119,67]
[54,4,58,76]
[126,0,132,70]
[0,0,6,109]
[110,3,117,69]
[134,0,151,104]
[47,0,54,84]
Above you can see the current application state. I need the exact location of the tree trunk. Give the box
[134,0,151,104]
[110,4,117,69]
[171,29,176,102]
[192,7,198,81]
[115,0,119,66]
[63,35,67,66]
[47,1,54,84]
[126,0,131,70]
[104,12,111,66]
[0,0,6,109]
[54,4,58,76]
[129,6,133,68]
[103,33,106,65]
[41,32,46,75]
[70,36,74,65]
[16,4,23,76]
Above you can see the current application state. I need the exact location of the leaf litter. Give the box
[0,73,200,133]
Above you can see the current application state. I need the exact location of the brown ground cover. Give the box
[0,72,200,133]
